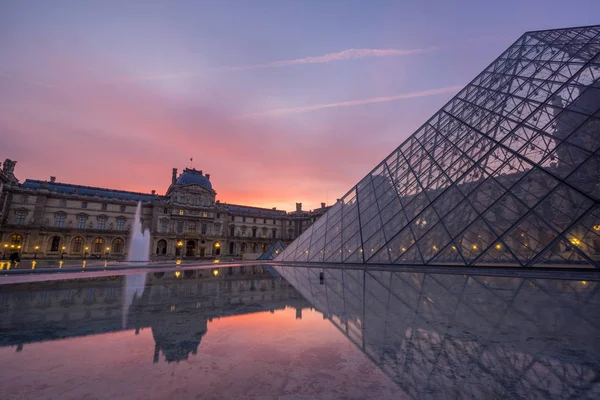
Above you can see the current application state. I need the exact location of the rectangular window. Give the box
[202,211,208,218]
[98,219,106,230]
[161,221,168,233]
[177,221,184,234]
[188,223,196,234]
[16,212,26,225]
[216,213,221,219]
[263,219,266,224]
[60,199,67,207]
[273,220,276,225]
[23,195,29,203]
[77,216,86,229]
[163,207,168,214]
[120,205,126,212]
[117,219,125,231]
[201,224,207,234]
[102,203,107,211]
[81,201,88,209]
[179,209,184,216]
[253,218,256,223]
[56,214,65,227]
[243,217,246,222]
[231,216,235,221]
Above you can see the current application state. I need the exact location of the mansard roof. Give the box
[225,203,287,217]
[21,179,161,202]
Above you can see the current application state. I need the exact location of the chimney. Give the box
[151,190,156,195]
[206,174,210,180]
[50,176,56,183]
[296,202,302,212]
[171,168,177,184]
[321,202,326,208]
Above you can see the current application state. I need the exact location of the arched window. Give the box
[251,243,257,253]
[229,225,235,237]
[272,228,277,239]
[252,228,257,238]
[229,242,235,255]
[72,237,84,253]
[241,243,247,253]
[213,241,221,256]
[261,243,266,253]
[112,238,124,253]
[156,239,167,255]
[49,236,61,252]
[93,238,105,253]
[10,234,23,245]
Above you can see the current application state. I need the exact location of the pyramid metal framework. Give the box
[276,25,600,268]
[257,240,285,260]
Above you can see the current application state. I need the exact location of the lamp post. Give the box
[105,246,110,260]
[84,246,89,260]
[34,245,39,260]
[177,240,183,259]
[61,246,66,260]
[2,244,7,259]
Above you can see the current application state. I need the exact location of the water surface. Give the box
[0,265,598,399]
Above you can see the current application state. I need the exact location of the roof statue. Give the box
[276,25,600,268]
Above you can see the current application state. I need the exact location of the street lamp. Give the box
[84,246,89,259]
[177,241,183,258]
[105,246,110,260]
[34,245,40,259]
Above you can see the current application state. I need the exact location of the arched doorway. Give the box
[261,243,266,253]
[229,242,235,255]
[241,243,247,253]
[48,236,61,252]
[186,240,196,257]
[213,241,221,256]
[251,243,258,253]
[156,239,167,255]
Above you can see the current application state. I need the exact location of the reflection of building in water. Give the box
[275,266,600,399]
[277,26,600,268]
[0,266,310,363]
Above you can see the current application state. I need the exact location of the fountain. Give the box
[122,201,150,328]
[127,201,151,262]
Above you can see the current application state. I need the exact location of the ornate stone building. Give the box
[0,164,328,260]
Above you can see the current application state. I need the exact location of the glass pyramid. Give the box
[257,240,285,260]
[276,25,600,268]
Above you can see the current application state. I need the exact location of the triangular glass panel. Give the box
[276,26,600,268]
[258,240,285,260]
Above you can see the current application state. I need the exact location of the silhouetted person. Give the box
[9,252,20,263]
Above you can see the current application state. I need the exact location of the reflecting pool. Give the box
[0,265,599,399]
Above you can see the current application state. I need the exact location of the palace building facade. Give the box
[0,163,328,260]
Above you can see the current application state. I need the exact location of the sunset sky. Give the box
[1,0,598,211]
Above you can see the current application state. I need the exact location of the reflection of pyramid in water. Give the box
[258,240,285,260]
[276,26,600,268]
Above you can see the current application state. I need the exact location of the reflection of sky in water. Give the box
[0,265,598,399]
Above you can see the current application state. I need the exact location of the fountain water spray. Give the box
[127,201,151,262]
[122,201,150,328]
